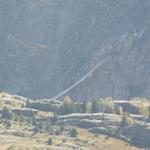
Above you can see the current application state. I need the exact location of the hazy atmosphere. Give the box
[1,0,150,100]
[0,0,150,150]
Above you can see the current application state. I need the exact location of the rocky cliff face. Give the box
[0,0,150,100]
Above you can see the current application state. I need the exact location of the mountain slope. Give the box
[0,0,150,100]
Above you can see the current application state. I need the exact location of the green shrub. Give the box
[5,120,11,128]
[139,101,149,117]
[47,138,53,145]
[98,97,115,113]
[60,125,64,132]
[121,113,135,126]
[33,126,41,134]
[61,96,74,114]
[0,99,5,108]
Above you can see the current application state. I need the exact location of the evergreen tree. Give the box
[82,101,87,113]
[2,107,13,119]
[91,101,98,113]
[74,103,82,113]
[70,128,78,138]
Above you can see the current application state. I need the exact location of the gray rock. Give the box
[0,0,150,100]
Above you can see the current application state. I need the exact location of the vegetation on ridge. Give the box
[0,92,150,149]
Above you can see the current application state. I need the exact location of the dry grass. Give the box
[0,126,143,150]
[37,111,54,118]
